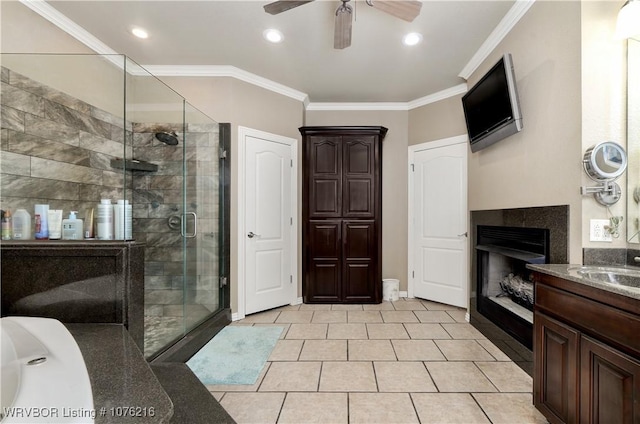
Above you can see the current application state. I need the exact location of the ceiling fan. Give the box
[263,0,422,49]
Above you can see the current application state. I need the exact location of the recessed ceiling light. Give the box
[263,29,284,43]
[403,32,423,46]
[131,27,149,39]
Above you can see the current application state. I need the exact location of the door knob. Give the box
[457,232,468,237]
[248,231,261,238]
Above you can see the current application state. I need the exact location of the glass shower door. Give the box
[182,103,223,333]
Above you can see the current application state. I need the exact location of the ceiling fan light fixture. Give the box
[263,28,284,43]
[131,27,149,39]
[403,32,423,46]
[334,0,353,49]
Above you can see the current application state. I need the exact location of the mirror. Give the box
[627,39,640,242]
[583,141,628,181]
[581,141,627,206]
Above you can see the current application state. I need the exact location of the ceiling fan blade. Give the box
[263,0,314,15]
[334,4,353,49]
[368,0,422,22]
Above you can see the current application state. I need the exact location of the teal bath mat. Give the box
[187,326,284,385]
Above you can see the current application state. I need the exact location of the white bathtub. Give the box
[1,317,94,423]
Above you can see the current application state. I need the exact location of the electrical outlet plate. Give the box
[590,219,612,242]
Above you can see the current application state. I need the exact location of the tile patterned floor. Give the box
[207,298,548,424]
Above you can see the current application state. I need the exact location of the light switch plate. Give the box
[590,219,612,242]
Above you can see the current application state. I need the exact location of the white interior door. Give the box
[243,130,296,315]
[409,137,468,308]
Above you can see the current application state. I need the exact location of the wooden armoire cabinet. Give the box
[300,126,387,303]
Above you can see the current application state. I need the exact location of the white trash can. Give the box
[382,279,400,302]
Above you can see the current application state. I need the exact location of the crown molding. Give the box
[458,0,536,80]
[141,65,309,103]
[407,83,468,110]
[306,102,409,111]
[306,83,468,111]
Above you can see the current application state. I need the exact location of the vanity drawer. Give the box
[535,283,640,357]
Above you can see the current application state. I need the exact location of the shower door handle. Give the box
[181,212,197,238]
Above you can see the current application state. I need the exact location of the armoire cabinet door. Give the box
[306,220,342,302]
[308,136,342,218]
[343,220,377,302]
[301,126,386,304]
[343,136,376,218]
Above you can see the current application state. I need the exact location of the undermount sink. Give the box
[568,265,640,290]
[0,317,94,423]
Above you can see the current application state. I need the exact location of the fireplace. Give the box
[476,225,550,349]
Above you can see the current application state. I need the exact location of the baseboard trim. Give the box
[399,291,408,298]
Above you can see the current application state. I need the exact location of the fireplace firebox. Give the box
[476,225,550,349]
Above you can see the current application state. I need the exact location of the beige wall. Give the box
[408,94,467,146]
[1,3,126,117]
[305,110,410,290]
[1,2,92,54]
[581,1,628,248]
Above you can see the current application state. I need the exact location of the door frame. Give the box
[407,134,469,302]
[237,126,298,320]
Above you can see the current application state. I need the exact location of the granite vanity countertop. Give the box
[527,264,640,301]
[65,324,173,424]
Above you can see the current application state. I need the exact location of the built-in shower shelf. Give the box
[111,158,158,172]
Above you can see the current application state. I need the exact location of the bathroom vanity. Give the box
[529,265,640,424]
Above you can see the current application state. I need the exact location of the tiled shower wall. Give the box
[0,67,220,336]
[1,66,131,215]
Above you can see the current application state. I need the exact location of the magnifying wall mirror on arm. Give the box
[581,141,628,206]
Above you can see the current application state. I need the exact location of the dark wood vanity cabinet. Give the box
[532,272,640,424]
[300,126,387,303]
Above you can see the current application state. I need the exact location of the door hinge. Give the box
[291,159,293,167]
[290,275,293,284]
[220,148,227,159]
[412,271,415,278]
[410,164,415,172]
[219,276,228,288]
[290,217,293,225]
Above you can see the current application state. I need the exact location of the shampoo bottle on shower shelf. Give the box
[84,208,95,239]
[97,199,113,240]
[62,211,83,240]
[1,210,12,240]
[34,204,49,239]
[114,199,133,240]
[12,208,31,240]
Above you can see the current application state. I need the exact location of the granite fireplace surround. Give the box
[470,205,570,375]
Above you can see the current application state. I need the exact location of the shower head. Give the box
[155,131,179,146]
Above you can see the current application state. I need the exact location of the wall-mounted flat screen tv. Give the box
[462,53,523,153]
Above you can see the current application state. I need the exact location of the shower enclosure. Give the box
[0,53,230,359]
